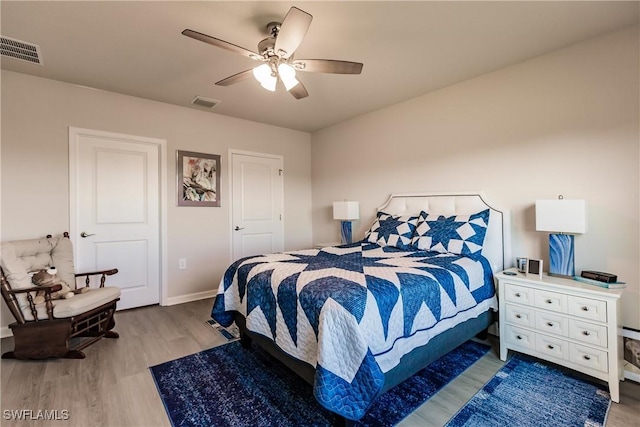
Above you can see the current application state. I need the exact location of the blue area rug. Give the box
[150,340,490,427]
[446,354,612,427]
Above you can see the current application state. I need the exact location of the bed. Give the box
[212,192,510,421]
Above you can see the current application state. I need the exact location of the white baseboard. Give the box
[164,290,217,306]
[1,326,12,338]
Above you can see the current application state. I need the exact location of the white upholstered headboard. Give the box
[377,192,511,273]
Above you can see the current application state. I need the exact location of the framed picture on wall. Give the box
[623,327,640,383]
[177,150,221,207]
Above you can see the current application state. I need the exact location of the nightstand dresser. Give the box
[496,269,624,402]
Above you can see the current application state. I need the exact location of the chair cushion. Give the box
[33,287,121,320]
[1,236,90,321]
[1,237,75,289]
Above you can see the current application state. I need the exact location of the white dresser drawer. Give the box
[535,311,568,338]
[535,333,569,361]
[504,284,534,306]
[569,319,607,348]
[505,304,534,327]
[534,289,567,313]
[567,295,607,323]
[505,325,535,351]
[570,343,608,373]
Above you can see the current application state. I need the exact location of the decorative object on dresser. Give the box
[496,269,624,402]
[332,200,359,244]
[581,270,617,283]
[526,258,543,279]
[535,196,587,278]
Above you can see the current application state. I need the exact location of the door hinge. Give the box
[279,169,283,176]
[279,214,282,220]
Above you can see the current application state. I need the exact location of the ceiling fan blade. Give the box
[274,7,312,59]
[215,69,254,87]
[293,59,363,74]
[182,29,259,60]
[289,80,309,99]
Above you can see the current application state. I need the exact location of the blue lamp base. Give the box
[548,233,575,278]
[340,221,353,245]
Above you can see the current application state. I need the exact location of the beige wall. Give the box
[1,70,312,332]
[311,26,640,329]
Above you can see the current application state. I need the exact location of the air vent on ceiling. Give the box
[1,36,43,65]
[191,96,221,110]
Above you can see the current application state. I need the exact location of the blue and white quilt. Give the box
[212,242,497,420]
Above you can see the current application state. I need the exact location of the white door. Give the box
[69,128,163,310]
[231,151,284,260]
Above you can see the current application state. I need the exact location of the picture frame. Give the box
[527,258,543,279]
[516,257,528,273]
[177,150,221,207]
[623,327,640,383]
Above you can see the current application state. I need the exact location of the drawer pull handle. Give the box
[583,355,591,361]
[547,344,555,350]
[582,306,589,311]
[515,293,521,297]
[546,299,553,304]
[516,335,522,340]
[582,331,590,336]
[516,314,522,319]
[547,322,554,327]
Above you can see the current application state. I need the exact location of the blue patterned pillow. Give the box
[411,209,490,256]
[365,212,419,250]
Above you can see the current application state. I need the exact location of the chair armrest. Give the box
[5,283,62,322]
[6,283,63,295]
[75,268,118,288]
[74,268,118,277]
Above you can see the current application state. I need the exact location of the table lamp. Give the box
[333,201,359,244]
[535,197,587,278]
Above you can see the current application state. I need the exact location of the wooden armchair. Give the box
[0,233,121,359]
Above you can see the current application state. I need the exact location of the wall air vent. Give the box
[1,36,43,65]
[191,96,221,110]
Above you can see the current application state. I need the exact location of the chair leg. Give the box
[2,351,17,359]
[105,331,119,339]
[63,350,86,359]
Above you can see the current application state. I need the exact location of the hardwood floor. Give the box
[2,299,639,427]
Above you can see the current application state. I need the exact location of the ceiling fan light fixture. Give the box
[182,6,362,100]
[278,63,299,91]
[253,63,277,91]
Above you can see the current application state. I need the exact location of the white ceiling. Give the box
[2,1,638,132]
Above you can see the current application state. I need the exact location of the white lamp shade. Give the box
[535,199,587,234]
[253,64,277,91]
[333,201,359,220]
[277,63,299,91]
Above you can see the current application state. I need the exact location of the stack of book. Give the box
[573,271,626,289]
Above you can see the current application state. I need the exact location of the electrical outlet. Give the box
[179,258,187,270]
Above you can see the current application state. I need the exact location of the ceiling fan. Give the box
[182,6,363,99]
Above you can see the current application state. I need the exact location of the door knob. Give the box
[234,226,245,231]
[80,232,96,238]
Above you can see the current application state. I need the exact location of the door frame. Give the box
[68,127,169,306]
[228,149,284,261]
